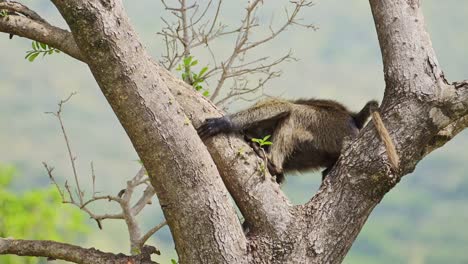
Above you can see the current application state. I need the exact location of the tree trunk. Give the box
[2,0,468,263]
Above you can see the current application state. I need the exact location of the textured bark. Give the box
[0,238,157,264]
[47,0,247,263]
[1,0,468,263]
[296,1,468,263]
[0,9,82,61]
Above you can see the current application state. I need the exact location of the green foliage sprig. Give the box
[0,9,8,18]
[176,56,210,97]
[251,135,273,147]
[25,41,61,62]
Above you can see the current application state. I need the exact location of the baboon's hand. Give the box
[197,116,233,139]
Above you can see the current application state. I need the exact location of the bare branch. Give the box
[139,221,168,247]
[131,185,155,216]
[80,195,124,209]
[44,97,162,252]
[208,0,313,101]
[46,92,85,205]
[0,238,158,264]
[158,0,313,102]
[188,0,212,28]
[80,208,124,221]
[238,0,316,53]
[90,162,96,197]
[42,162,66,201]
[215,71,277,106]
[64,180,75,203]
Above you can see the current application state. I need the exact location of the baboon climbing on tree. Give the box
[198,98,378,183]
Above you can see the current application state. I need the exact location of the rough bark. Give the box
[297,1,468,263]
[1,0,468,263]
[0,3,83,61]
[0,238,157,264]
[48,0,248,263]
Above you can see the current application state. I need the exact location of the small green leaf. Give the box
[190,60,198,66]
[195,85,202,91]
[32,41,37,51]
[39,42,47,50]
[176,65,182,71]
[183,56,192,66]
[251,138,260,143]
[262,142,273,146]
[171,259,178,264]
[202,90,210,97]
[199,66,208,77]
[0,10,8,17]
[263,135,271,141]
[28,52,39,62]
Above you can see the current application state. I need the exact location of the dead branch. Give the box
[45,92,84,204]
[43,95,166,254]
[157,0,314,104]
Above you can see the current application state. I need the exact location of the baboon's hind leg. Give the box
[244,133,284,183]
[267,119,296,179]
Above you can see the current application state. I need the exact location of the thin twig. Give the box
[91,162,96,197]
[46,92,85,205]
[43,95,163,252]
[43,162,66,201]
[139,221,168,247]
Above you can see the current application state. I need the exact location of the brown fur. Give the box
[197,98,378,183]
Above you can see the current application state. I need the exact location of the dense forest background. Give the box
[1,0,467,263]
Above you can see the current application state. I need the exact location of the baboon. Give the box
[197,98,378,183]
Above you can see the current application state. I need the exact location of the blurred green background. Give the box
[1,0,468,263]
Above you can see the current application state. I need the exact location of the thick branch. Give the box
[422,81,468,156]
[0,1,48,24]
[0,238,157,264]
[288,1,468,263]
[0,9,84,62]
[49,0,247,263]
[157,64,293,236]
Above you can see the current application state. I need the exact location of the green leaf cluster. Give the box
[176,56,210,97]
[0,164,88,264]
[25,41,61,62]
[0,9,8,18]
[251,135,273,147]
